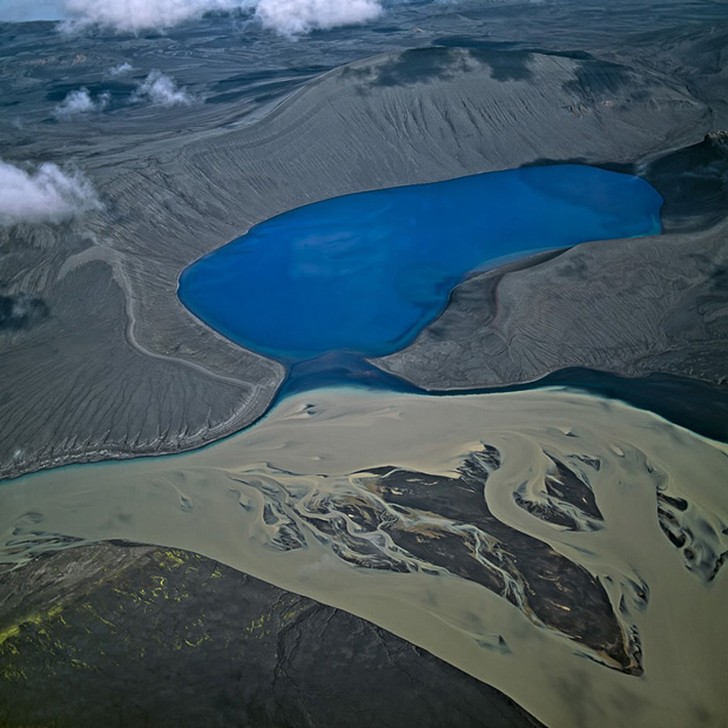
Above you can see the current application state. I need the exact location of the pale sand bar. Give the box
[2,387,727,727]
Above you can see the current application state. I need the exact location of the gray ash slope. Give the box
[372,128,728,391]
[1,0,728,479]
[373,215,728,394]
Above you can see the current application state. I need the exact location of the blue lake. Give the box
[178,165,662,362]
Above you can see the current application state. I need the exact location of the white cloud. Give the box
[255,0,382,35]
[0,158,101,227]
[53,88,110,120]
[108,61,133,77]
[57,0,383,35]
[61,0,250,32]
[131,70,194,106]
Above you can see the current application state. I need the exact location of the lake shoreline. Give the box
[1,10,727,484]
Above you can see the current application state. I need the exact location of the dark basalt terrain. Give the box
[0,543,543,728]
[268,445,638,673]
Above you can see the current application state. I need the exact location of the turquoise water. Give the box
[178,165,662,362]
